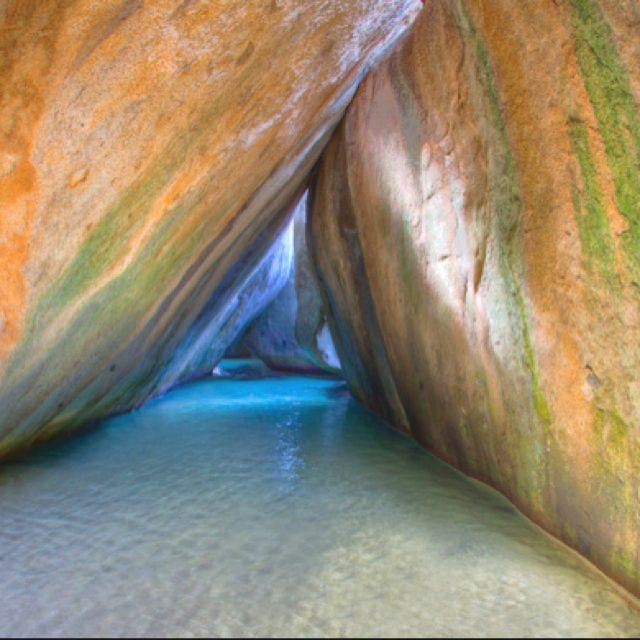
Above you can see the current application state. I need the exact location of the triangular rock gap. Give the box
[230,191,342,377]
[0,0,419,456]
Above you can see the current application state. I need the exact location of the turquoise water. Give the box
[0,360,639,637]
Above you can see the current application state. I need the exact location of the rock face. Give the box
[149,215,295,396]
[0,0,420,456]
[242,193,341,375]
[310,0,640,595]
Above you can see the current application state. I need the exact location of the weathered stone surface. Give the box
[0,0,420,456]
[243,193,341,375]
[310,0,640,594]
[149,213,295,397]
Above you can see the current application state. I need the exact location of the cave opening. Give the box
[2,0,640,634]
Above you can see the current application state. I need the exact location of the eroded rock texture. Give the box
[149,214,295,396]
[0,0,420,455]
[310,0,640,594]
[243,193,341,375]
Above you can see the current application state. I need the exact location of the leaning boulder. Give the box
[0,0,420,456]
[310,0,640,595]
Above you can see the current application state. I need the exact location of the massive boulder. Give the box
[310,0,640,595]
[0,0,420,456]
[242,193,341,375]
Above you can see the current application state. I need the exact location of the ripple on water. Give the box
[0,360,639,637]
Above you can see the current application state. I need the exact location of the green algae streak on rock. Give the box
[0,0,421,456]
[310,0,640,596]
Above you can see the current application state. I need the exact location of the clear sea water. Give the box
[0,360,638,637]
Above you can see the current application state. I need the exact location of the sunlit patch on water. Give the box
[0,360,638,637]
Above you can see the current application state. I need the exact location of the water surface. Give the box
[1,360,638,637]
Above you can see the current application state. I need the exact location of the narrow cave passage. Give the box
[0,359,637,637]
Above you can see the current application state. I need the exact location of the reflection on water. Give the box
[0,360,638,637]
[274,414,303,488]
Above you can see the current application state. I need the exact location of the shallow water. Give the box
[1,360,639,637]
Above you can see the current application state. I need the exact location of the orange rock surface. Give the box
[310,0,640,595]
[0,0,420,455]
